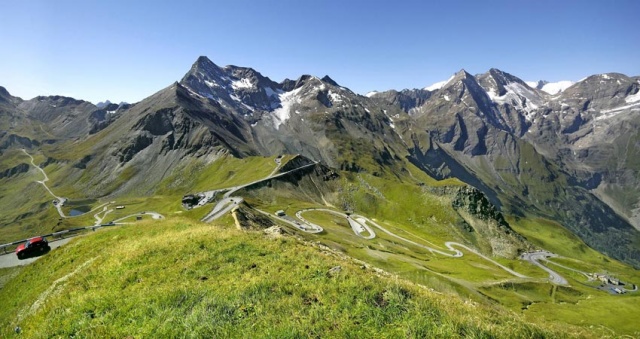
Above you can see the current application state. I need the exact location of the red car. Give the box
[15,237,50,260]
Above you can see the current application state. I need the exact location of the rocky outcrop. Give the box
[428,185,531,258]
[231,203,274,230]
[452,186,512,229]
[239,158,340,207]
[0,163,29,179]
[278,154,316,173]
[0,135,40,149]
[369,88,433,112]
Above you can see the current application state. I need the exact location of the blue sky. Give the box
[1,0,638,103]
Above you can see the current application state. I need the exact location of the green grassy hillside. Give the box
[2,150,639,336]
[0,150,282,243]
[0,219,588,338]
[238,168,640,337]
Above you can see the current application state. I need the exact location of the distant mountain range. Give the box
[1,56,639,267]
[523,80,575,94]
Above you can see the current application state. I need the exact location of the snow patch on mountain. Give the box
[625,90,640,104]
[229,93,255,112]
[231,78,253,90]
[204,80,221,89]
[540,81,574,95]
[313,83,327,93]
[328,90,343,103]
[595,101,640,121]
[525,81,538,88]
[264,87,282,99]
[271,87,303,128]
[487,82,542,120]
[365,91,378,97]
[424,75,454,91]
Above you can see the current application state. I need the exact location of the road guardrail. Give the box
[0,223,120,254]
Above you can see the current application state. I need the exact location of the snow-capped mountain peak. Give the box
[525,79,574,95]
[476,69,545,121]
[540,81,574,95]
[180,56,286,115]
[424,74,455,91]
[525,80,548,90]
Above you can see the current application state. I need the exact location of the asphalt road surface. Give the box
[0,211,164,269]
[297,208,377,239]
[201,162,318,222]
[293,210,324,233]
[0,238,74,268]
[521,251,568,285]
[202,198,244,222]
[257,210,323,234]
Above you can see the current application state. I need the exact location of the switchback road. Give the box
[520,251,568,285]
[201,161,318,222]
[22,149,66,218]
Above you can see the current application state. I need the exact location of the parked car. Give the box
[15,237,50,260]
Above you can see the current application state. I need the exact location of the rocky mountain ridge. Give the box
[1,56,639,267]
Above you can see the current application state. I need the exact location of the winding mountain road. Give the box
[112,211,164,223]
[282,208,529,278]
[296,208,376,239]
[22,149,66,218]
[17,148,559,283]
[12,150,571,284]
[93,205,113,226]
[257,209,323,233]
[194,156,572,284]
[542,257,591,278]
[201,161,318,222]
[520,251,569,285]
[202,197,244,222]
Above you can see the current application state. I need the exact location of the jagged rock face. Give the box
[0,88,31,148]
[526,73,640,149]
[426,184,531,258]
[0,86,21,106]
[232,203,275,230]
[369,89,433,112]
[374,68,640,267]
[177,57,408,170]
[452,186,531,258]
[180,56,281,118]
[452,186,512,226]
[476,69,543,136]
[522,74,640,234]
[0,163,29,179]
[77,82,263,196]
